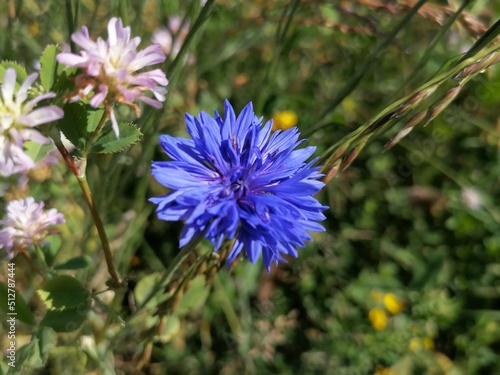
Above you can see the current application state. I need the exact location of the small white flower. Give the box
[0,197,65,260]
[461,187,483,210]
[152,17,190,59]
[0,68,64,176]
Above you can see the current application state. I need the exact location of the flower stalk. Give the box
[75,173,121,287]
[54,116,122,287]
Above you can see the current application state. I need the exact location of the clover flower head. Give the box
[0,197,65,260]
[56,17,169,136]
[150,100,327,272]
[0,68,64,177]
[461,187,482,210]
[152,16,190,59]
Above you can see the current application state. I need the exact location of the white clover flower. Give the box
[0,197,65,260]
[152,16,190,59]
[57,17,169,137]
[461,187,483,210]
[0,68,64,177]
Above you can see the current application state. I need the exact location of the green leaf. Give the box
[46,346,88,372]
[157,315,181,343]
[37,275,89,310]
[7,326,58,373]
[42,235,62,267]
[176,275,210,315]
[36,326,57,361]
[86,107,106,133]
[39,45,60,92]
[91,122,142,154]
[8,339,43,373]
[54,255,93,270]
[134,272,163,308]
[58,102,88,151]
[93,296,125,325]
[0,61,28,83]
[23,141,54,164]
[0,282,36,326]
[57,103,106,152]
[40,300,90,332]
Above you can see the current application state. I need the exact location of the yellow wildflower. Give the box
[28,22,40,36]
[374,366,392,375]
[272,110,298,131]
[408,338,422,351]
[383,293,404,314]
[368,308,388,331]
[422,337,435,350]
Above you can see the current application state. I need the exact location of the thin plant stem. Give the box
[76,174,122,287]
[53,115,122,287]
[255,0,301,114]
[213,275,241,338]
[168,0,216,80]
[133,229,206,312]
[64,0,76,53]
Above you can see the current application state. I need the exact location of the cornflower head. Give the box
[56,17,169,136]
[150,100,327,272]
[0,197,65,260]
[0,68,64,177]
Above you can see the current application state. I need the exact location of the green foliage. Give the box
[176,275,210,314]
[37,277,90,333]
[91,122,143,154]
[57,103,104,152]
[0,61,27,82]
[38,275,90,310]
[43,235,62,268]
[23,141,55,164]
[134,272,165,308]
[54,256,93,270]
[7,328,57,374]
[0,282,35,326]
[39,45,60,92]
[40,301,91,333]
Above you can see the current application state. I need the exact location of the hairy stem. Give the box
[54,119,122,287]
[76,174,122,287]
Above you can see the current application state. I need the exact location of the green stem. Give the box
[134,230,206,312]
[64,0,76,53]
[213,275,241,338]
[255,0,301,114]
[167,0,216,80]
[76,174,122,287]
[53,119,121,287]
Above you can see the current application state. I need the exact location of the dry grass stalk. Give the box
[344,0,488,37]
[320,43,500,181]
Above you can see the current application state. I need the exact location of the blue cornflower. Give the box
[150,100,328,272]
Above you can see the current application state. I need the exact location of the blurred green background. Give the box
[1,0,500,374]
